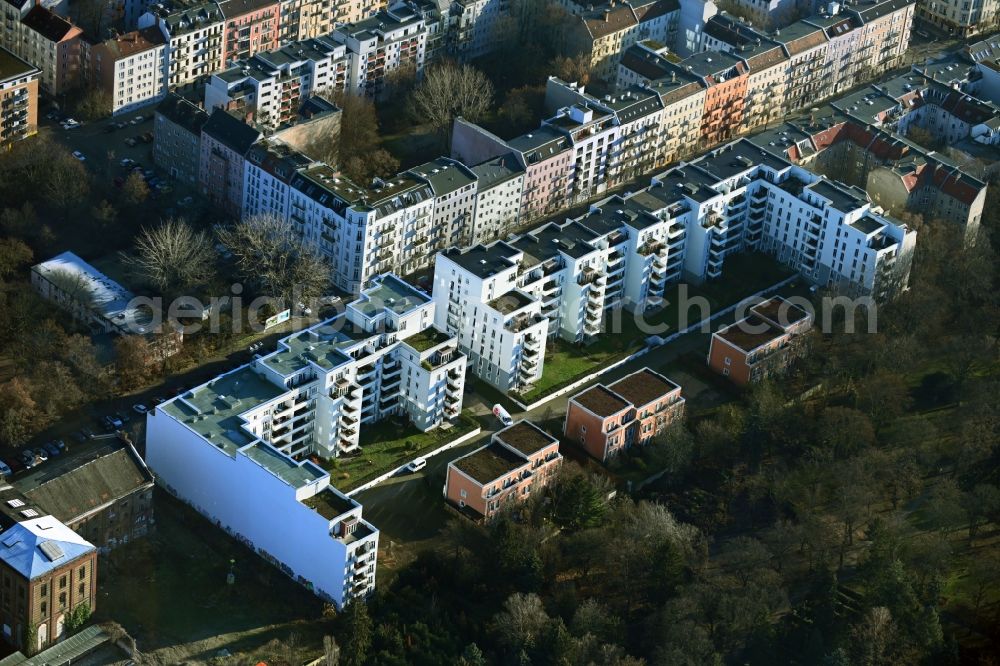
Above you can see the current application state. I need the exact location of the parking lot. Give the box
[41,102,204,218]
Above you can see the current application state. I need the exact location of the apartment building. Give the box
[467,153,525,244]
[278,0,334,43]
[452,119,573,222]
[408,157,480,248]
[567,0,681,83]
[205,36,348,129]
[332,0,387,24]
[918,0,996,37]
[2,6,82,96]
[146,273,466,605]
[444,421,562,520]
[447,0,509,61]
[139,0,224,88]
[565,367,685,461]
[87,27,168,115]
[708,295,812,384]
[17,443,155,554]
[219,0,280,66]
[0,47,38,143]
[432,244,549,392]
[333,4,427,97]
[0,489,97,653]
[199,108,262,216]
[153,92,209,185]
[242,138,317,219]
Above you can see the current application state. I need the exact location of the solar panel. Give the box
[20,509,38,518]
[6,499,24,508]
[38,541,65,562]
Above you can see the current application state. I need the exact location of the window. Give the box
[59,576,66,589]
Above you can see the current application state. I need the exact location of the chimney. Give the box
[604,9,611,21]
[671,71,676,83]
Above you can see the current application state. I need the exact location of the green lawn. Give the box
[319,412,479,491]
[513,253,796,403]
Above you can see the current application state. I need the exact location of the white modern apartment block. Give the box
[334,4,427,97]
[139,0,225,88]
[146,273,468,605]
[205,36,349,126]
[433,245,548,393]
[652,139,916,298]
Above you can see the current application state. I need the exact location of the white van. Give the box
[406,457,427,473]
[493,404,514,427]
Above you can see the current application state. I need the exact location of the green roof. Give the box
[453,442,526,483]
[303,487,356,520]
[403,327,452,352]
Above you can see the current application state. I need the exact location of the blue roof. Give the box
[0,517,95,579]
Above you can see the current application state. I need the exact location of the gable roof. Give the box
[0,516,94,579]
[21,6,80,43]
[20,446,153,525]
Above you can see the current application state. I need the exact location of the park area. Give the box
[316,411,480,492]
[512,252,796,403]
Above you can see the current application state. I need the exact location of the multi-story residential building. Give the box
[199,108,262,216]
[242,138,317,219]
[565,367,685,461]
[278,0,334,43]
[139,0,224,88]
[205,37,348,128]
[333,4,427,97]
[443,420,562,520]
[219,0,280,66]
[408,157,480,248]
[31,251,183,359]
[87,27,168,116]
[332,0,387,24]
[432,243,549,393]
[918,0,996,37]
[848,0,913,78]
[447,0,509,61]
[452,119,573,222]
[0,47,38,143]
[467,153,525,244]
[146,273,467,605]
[17,443,155,554]
[154,92,210,185]
[2,6,83,96]
[543,77,668,204]
[566,0,681,83]
[707,295,812,384]
[0,489,97,653]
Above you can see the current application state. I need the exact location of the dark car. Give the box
[19,451,35,468]
[43,442,61,457]
[73,430,88,443]
[7,458,24,473]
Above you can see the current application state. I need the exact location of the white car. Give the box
[62,118,80,129]
[405,457,427,473]
[297,302,312,316]
[72,151,86,161]
[493,404,514,427]
[120,158,134,167]
[132,403,148,415]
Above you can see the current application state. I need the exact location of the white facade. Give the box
[334,5,428,97]
[106,39,169,115]
[139,1,225,88]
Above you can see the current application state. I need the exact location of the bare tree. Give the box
[216,213,331,301]
[122,218,217,295]
[411,63,494,147]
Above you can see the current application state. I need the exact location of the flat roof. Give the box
[716,314,786,352]
[572,384,630,417]
[751,297,810,328]
[244,442,326,487]
[0,46,38,82]
[162,365,285,455]
[489,290,534,315]
[444,242,519,279]
[494,421,557,456]
[403,327,452,352]
[452,441,526,484]
[608,368,680,408]
[302,487,356,520]
[353,274,429,316]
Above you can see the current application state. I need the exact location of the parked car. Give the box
[81,427,94,439]
[71,150,86,161]
[42,442,61,457]
[32,448,48,462]
[104,415,123,430]
[133,403,148,414]
[124,137,138,147]
[73,430,88,443]
[7,458,24,473]
[116,410,131,424]
[19,451,34,469]
[405,457,427,473]
[130,116,143,125]
[120,158,134,167]
[0,461,11,477]
[152,396,166,405]
[297,302,312,316]
[492,404,514,427]
[140,131,153,143]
